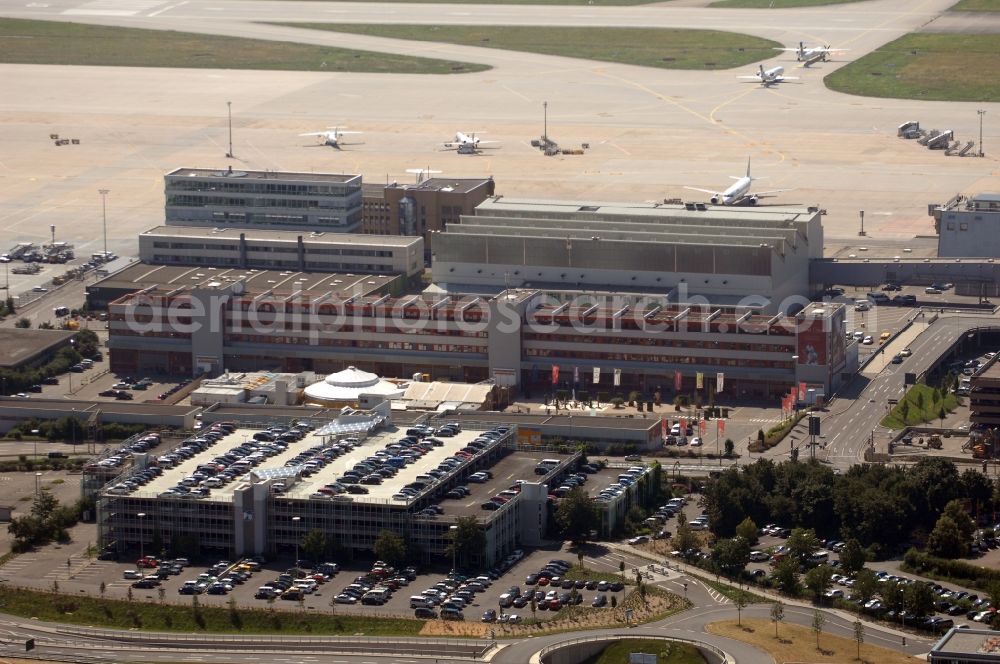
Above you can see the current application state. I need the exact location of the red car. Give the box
[136,556,158,568]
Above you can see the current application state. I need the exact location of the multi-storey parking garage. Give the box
[99,407,582,567]
[97,405,659,566]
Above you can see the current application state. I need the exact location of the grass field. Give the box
[825,33,1000,102]
[563,564,632,585]
[706,619,924,663]
[0,585,424,636]
[276,24,783,70]
[0,18,486,74]
[950,0,1000,10]
[581,639,708,664]
[710,0,866,6]
[880,383,958,429]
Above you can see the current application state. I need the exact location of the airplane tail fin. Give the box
[759,64,765,79]
[746,156,751,179]
[799,41,805,57]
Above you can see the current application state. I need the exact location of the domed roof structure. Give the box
[303,366,404,405]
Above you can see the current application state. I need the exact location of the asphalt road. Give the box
[802,310,999,466]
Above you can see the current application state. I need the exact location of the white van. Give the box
[410,595,430,609]
[540,459,560,467]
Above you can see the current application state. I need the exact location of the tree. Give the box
[812,609,826,650]
[904,580,936,617]
[31,489,59,520]
[711,536,750,578]
[74,329,99,358]
[986,580,1000,612]
[99,581,106,599]
[770,600,785,638]
[373,529,407,567]
[852,569,879,605]
[882,580,906,619]
[804,564,834,600]
[555,487,598,544]
[838,538,867,576]
[962,468,995,518]
[724,439,735,458]
[530,596,537,621]
[673,511,699,556]
[300,529,326,564]
[450,516,486,569]
[939,405,947,427]
[734,590,749,626]
[771,557,801,596]
[853,619,864,661]
[14,317,30,329]
[927,515,969,559]
[942,499,976,542]
[735,517,759,545]
[787,527,820,565]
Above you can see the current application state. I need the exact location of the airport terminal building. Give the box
[106,279,847,399]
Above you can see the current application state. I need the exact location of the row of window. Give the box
[523,333,793,353]
[166,180,359,196]
[524,348,793,368]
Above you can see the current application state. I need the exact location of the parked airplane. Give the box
[443,132,497,155]
[739,64,798,86]
[299,127,362,149]
[683,158,792,206]
[776,42,847,64]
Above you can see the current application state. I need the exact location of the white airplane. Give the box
[443,132,497,155]
[776,42,848,64]
[299,127,362,149]
[683,158,792,206]
[739,64,798,86]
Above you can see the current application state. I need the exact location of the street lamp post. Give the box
[226,101,233,158]
[31,429,40,460]
[543,101,548,143]
[137,512,146,562]
[34,471,42,498]
[978,109,986,158]
[449,524,458,574]
[98,189,109,261]
[292,516,301,567]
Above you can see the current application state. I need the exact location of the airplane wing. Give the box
[773,47,801,51]
[683,186,719,195]
[737,75,761,80]
[776,76,799,81]
[299,132,330,137]
[751,189,794,198]
[337,131,363,135]
[476,140,499,145]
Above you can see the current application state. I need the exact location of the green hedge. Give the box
[902,548,1000,591]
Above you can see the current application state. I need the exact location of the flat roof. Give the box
[475,196,817,223]
[437,450,574,518]
[141,425,499,504]
[166,168,360,184]
[932,627,1000,657]
[0,397,198,418]
[93,263,397,299]
[140,226,421,247]
[978,358,1000,381]
[0,328,74,368]
[408,177,492,195]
